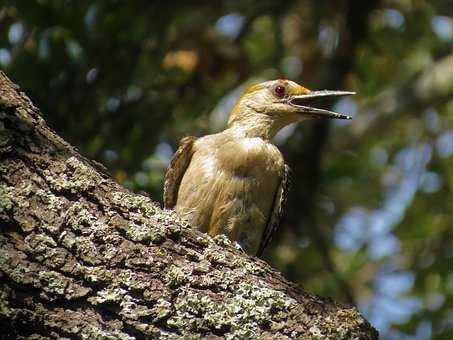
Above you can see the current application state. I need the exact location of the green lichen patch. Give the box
[34,187,66,207]
[89,286,127,305]
[24,233,58,265]
[110,191,158,216]
[242,260,267,275]
[164,264,190,287]
[193,234,210,247]
[0,184,14,213]
[125,220,166,244]
[117,269,156,291]
[37,270,68,295]
[33,189,68,233]
[100,243,124,263]
[80,324,135,340]
[142,282,172,303]
[81,265,115,284]
[0,284,13,318]
[37,270,91,300]
[44,156,106,193]
[202,245,232,266]
[70,235,103,265]
[4,183,68,234]
[89,286,153,322]
[64,202,100,233]
[152,298,173,321]
[110,191,188,238]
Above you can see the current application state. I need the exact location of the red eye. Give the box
[274,85,286,97]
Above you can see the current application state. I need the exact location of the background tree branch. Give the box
[0,72,377,339]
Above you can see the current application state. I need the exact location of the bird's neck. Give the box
[226,114,272,140]
[226,112,294,140]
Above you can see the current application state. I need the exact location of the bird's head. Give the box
[227,79,354,138]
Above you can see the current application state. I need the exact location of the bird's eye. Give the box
[274,85,287,98]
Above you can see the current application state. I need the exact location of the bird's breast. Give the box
[216,137,283,178]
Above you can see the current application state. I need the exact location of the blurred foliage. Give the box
[1,0,453,338]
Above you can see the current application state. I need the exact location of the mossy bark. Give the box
[0,71,378,339]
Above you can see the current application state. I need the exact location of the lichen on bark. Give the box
[0,71,378,339]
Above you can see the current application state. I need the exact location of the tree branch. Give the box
[0,71,377,339]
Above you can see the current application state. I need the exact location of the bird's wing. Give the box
[163,136,197,209]
[256,164,291,257]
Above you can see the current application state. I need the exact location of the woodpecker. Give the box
[164,79,353,256]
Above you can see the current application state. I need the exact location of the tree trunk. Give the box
[0,71,378,339]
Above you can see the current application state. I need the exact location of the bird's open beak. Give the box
[289,90,355,119]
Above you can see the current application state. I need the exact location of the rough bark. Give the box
[0,71,378,339]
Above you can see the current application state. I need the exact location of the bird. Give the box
[163,79,354,256]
